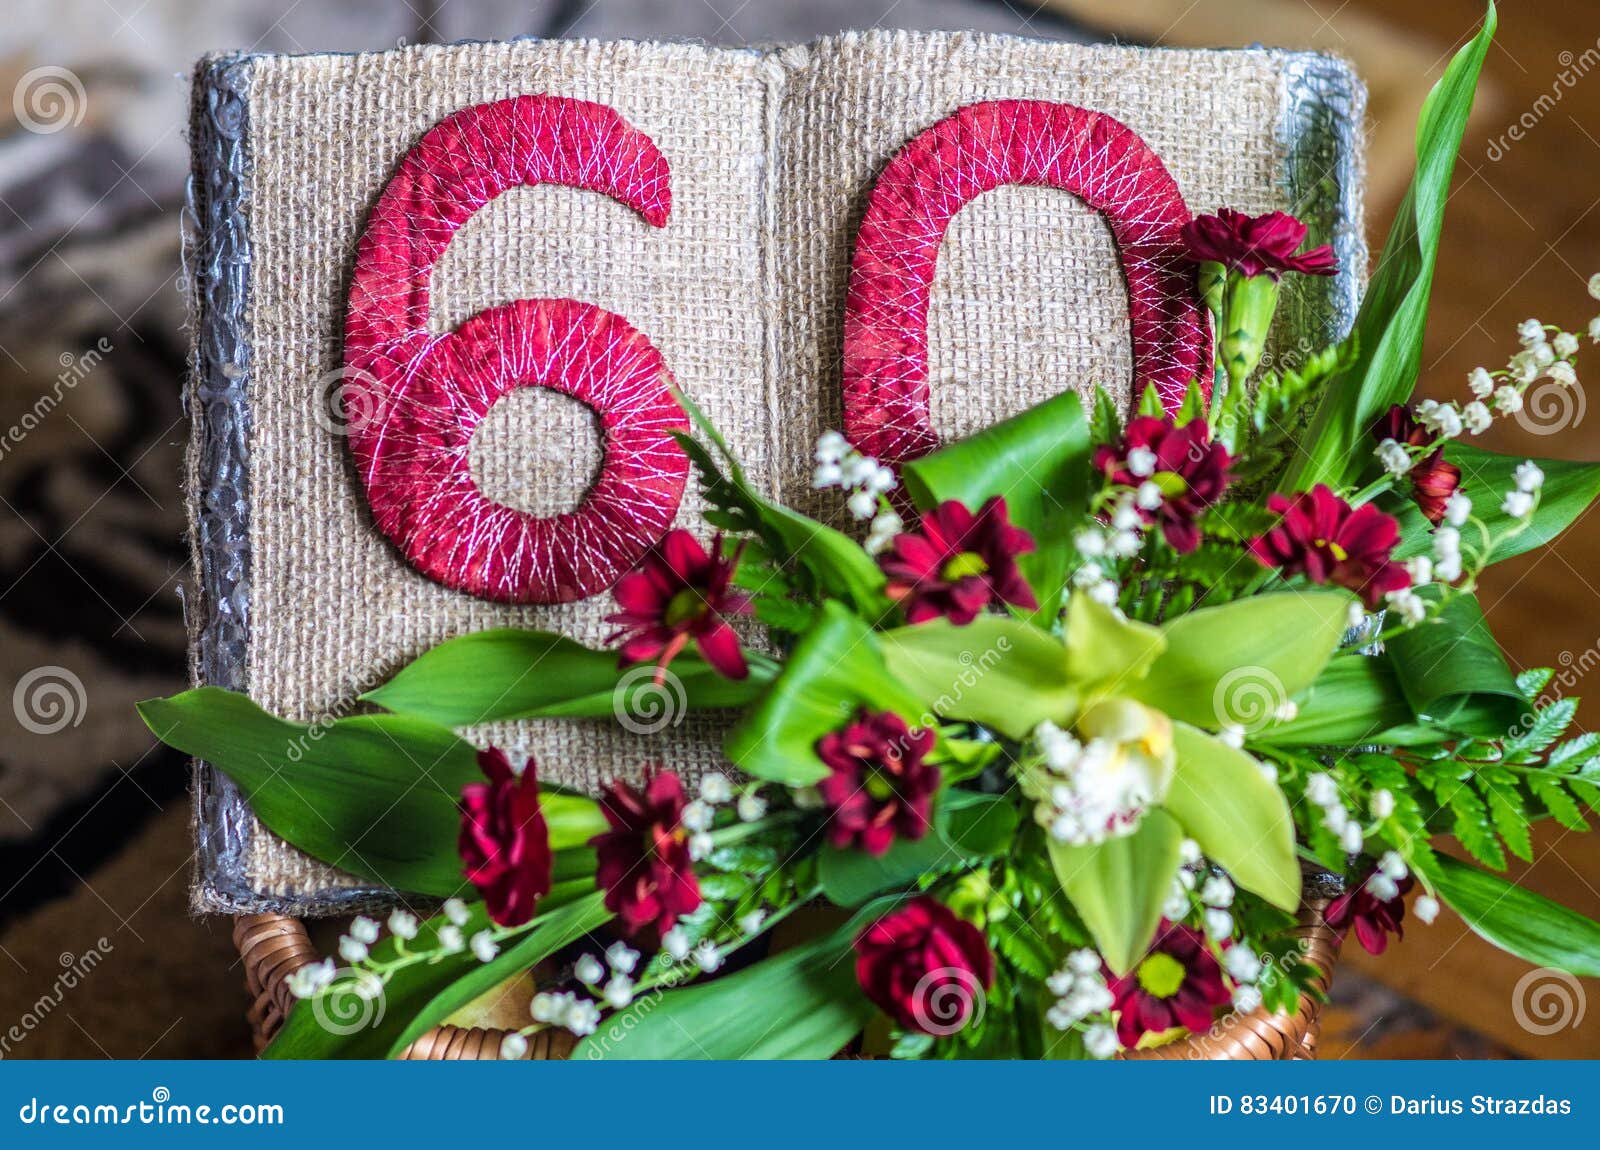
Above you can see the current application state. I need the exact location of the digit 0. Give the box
[342,95,688,604]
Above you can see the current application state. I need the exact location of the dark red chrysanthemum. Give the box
[854,896,994,1035]
[1249,485,1410,608]
[459,748,553,927]
[879,496,1037,625]
[606,530,751,681]
[1371,404,1463,525]
[1324,872,1414,956]
[815,709,941,857]
[1181,208,1339,279]
[1093,416,1234,553]
[591,770,701,936]
[1107,922,1233,1047]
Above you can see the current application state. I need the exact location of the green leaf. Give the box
[1385,593,1523,736]
[1048,808,1182,975]
[1166,723,1300,911]
[1127,591,1351,731]
[878,617,1076,740]
[1439,443,1600,565]
[725,602,926,785]
[1062,591,1166,693]
[1089,385,1122,448]
[1282,4,1496,491]
[139,689,603,894]
[575,907,888,1059]
[818,792,1019,906]
[1426,853,1600,976]
[902,390,1093,622]
[1260,654,1419,747]
[1447,782,1506,870]
[364,628,777,726]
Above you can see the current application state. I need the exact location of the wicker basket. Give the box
[234,897,1340,1060]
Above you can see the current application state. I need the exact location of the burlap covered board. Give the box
[184,33,1365,913]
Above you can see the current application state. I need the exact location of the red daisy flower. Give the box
[606,530,751,681]
[1093,416,1234,553]
[1371,404,1463,525]
[1248,485,1410,608]
[854,896,994,1035]
[1324,872,1414,955]
[815,709,941,856]
[458,748,553,927]
[1108,922,1233,1047]
[591,769,702,936]
[879,496,1037,624]
[1181,208,1339,279]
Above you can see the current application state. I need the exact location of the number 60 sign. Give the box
[341,94,1208,607]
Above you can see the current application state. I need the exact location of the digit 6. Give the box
[842,99,1208,465]
[343,95,687,604]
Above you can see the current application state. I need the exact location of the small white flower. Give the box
[865,464,898,495]
[791,785,825,810]
[842,454,877,487]
[1046,968,1077,997]
[864,531,893,556]
[603,975,635,1009]
[1379,850,1409,881]
[1087,580,1120,608]
[1322,804,1349,834]
[1434,552,1463,583]
[1258,760,1279,784]
[1444,492,1472,526]
[348,915,380,945]
[1547,360,1578,387]
[736,792,768,822]
[1414,895,1441,925]
[1461,401,1492,435]
[1467,367,1496,397]
[693,941,723,973]
[1502,490,1535,518]
[1232,985,1264,1014]
[1067,948,1103,976]
[1346,599,1367,631]
[1509,352,1541,385]
[1339,822,1365,855]
[1406,556,1433,587]
[443,898,471,927]
[387,910,419,941]
[1074,529,1108,558]
[1045,1002,1077,1031]
[530,991,569,1024]
[606,941,640,975]
[1515,460,1546,492]
[471,930,499,964]
[1084,1024,1119,1060]
[815,430,848,464]
[1135,481,1163,511]
[1111,499,1143,532]
[574,954,605,985]
[1384,588,1426,628]
[437,925,465,954]
[1108,530,1142,558]
[1493,385,1525,414]
[1375,437,1413,476]
[1432,526,1461,559]
[1534,342,1557,368]
[870,510,903,539]
[689,832,714,861]
[846,489,878,520]
[338,935,369,964]
[499,1032,529,1059]
[1555,331,1579,357]
[1370,789,1396,819]
[1274,699,1299,723]
[699,774,733,804]
[681,799,715,832]
[812,462,842,489]
[286,961,329,1000]
[662,925,692,962]
[1204,908,1233,940]
[1416,398,1463,439]
[1518,318,1546,346]
[1163,891,1192,920]
[1200,875,1235,908]
[1588,273,1600,301]
[1305,772,1339,807]
[1224,947,1263,983]
[1178,838,1203,867]
[1127,446,1158,478]
[738,909,768,935]
[1589,315,1600,342]
[564,1000,601,1037]
[1366,872,1400,901]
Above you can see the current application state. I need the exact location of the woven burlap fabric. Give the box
[200,33,1363,909]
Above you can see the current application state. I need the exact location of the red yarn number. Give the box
[841,99,1208,465]
[343,95,687,604]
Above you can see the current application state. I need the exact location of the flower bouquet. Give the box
[146,4,1600,1060]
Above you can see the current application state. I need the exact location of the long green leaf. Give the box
[1128,591,1351,731]
[363,628,776,726]
[724,602,927,785]
[818,792,1018,906]
[1049,809,1182,975]
[138,688,605,894]
[1427,853,1600,976]
[1385,592,1523,736]
[902,390,1094,622]
[1440,443,1600,564]
[878,617,1076,740]
[1166,723,1300,911]
[1282,4,1496,491]
[1259,654,1420,747]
